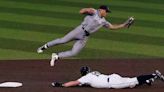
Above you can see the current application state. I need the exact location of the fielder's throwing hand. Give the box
[37,5,135,66]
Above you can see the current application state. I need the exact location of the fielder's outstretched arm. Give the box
[105,17,135,30]
[107,23,125,30]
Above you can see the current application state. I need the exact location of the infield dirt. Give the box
[0,59,164,92]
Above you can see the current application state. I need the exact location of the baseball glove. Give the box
[124,17,134,28]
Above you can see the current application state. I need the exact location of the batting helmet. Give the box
[80,66,91,76]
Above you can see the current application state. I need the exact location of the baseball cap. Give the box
[99,5,111,13]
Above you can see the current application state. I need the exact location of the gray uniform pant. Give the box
[46,25,88,58]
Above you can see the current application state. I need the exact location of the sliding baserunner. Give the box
[52,66,164,89]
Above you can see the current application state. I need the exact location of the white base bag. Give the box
[0,82,23,88]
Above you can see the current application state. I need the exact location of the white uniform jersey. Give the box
[78,71,139,89]
[81,10,111,34]
[78,71,110,88]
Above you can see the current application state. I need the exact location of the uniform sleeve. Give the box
[77,74,90,85]
[103,20,111,28]
[85,9,97,16]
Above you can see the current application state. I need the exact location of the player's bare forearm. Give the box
[63,80,80,87]
[109,24,126,30]
[108,17,134,30]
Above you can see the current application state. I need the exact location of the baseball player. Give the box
[52,66,164,89]
[37,5,134,66]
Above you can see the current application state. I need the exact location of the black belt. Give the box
[82,26,90,36]
[107,78,110,82]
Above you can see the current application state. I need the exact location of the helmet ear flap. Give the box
[80,66,90,76]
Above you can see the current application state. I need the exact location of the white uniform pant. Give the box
[108,74,139,89]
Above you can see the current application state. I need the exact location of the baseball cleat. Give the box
[50,53,59,66]
[51,82,55,87]
[37,44,48,53]
[146,78,154,86]
[37,48,43,53]
[155,70,164,81]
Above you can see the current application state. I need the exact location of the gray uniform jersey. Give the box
[46,10,111,58]
[81,10,111,34]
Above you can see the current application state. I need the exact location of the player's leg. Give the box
[37,35,74,53]
[46,34,74,47]
[117,77,139,88]
[109,74,139,89]
[37,28,81,53]
[58,38,87,58]
[50,38,88,66]
[137,70,164,86]
[136,74,156,86]
[114,74,157,89]
[110,70,164,89]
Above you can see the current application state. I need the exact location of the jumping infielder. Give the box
[37,5,134,66]
[52,66,164,89]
